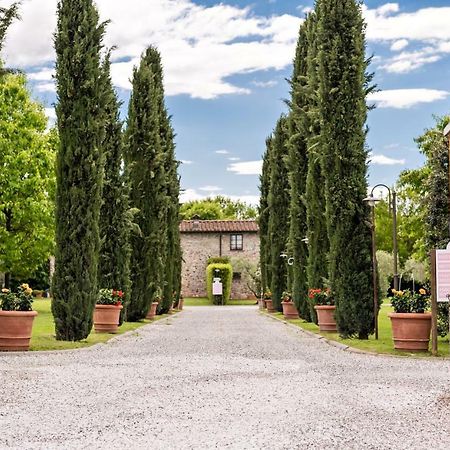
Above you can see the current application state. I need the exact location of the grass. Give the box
[266,304,450,358]
[30,299,171,351]
[184,297,257,306]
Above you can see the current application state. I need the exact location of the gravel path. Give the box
[1,306,449,450]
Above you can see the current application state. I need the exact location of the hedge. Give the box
[207,256,230,265]
[206,263,232,305]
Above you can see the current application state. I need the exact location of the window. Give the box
[233,272,242,281]
[230,234,243,251]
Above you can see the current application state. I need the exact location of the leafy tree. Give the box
[268,116,290,311]
[98,55,131,323]
[180,196,257,220]
[52,0,107,341]
[0,2,19,55]
[317,0,375,339]
[0,73,56,287]
[287,18,311,320]
[259,137,272,294]
[305,11,329,315]
[125,47,167,321]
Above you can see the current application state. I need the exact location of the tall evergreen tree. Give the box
[259,136,273,294]
[317,0,375,338]
[305,11,329,316]
[268,117,291,311]
[0,2,18,55]
[98,54,131,322]
[126,47,167,321]
[287,18,311,321]
[52,0,106,340]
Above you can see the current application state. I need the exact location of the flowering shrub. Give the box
[391,289,429,314]
[282,291,293,302]
[0,284,34,311]
[97,288,124,306]
[308,288,334,306]
[263,290,272,300]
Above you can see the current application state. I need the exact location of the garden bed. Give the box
[264,304,449,357]
[29,299,172,351]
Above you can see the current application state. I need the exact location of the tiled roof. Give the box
[180,220,259,233]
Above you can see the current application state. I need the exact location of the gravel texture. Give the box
[1,305,450,450]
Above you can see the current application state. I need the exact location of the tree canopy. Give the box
[180,196,257,220]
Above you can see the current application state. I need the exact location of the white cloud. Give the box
[251,80,278,88]
[180,160,193,165]
[179,188,259,205]
[390,39,409,51]
[369,153,405,166]
[227,160,262,175]
[216,149,230,155]
[180,188,204,203]
[368,89,449,109]
[198,185,222,192]
[228,157,241,161]
[380,47,442,73]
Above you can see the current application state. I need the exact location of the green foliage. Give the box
[0,284,33,311]
[376,250,394,296]
[180,196,257,220]
[97,288,124,306]
[308,288,334,306]
[125,47,169,320]
[391,289,429,314]
[0,2,19,55]
[207,256,230,265]
[206,263,232,305]
[268,116,291,312]
[259,137,273,294]
[0,73,56,286]
[98,55,131,323]
[287,18,311,321]
[437,303,449,338]
[317,0,375,339]
[52,0,107,341]
[231,258,261,298]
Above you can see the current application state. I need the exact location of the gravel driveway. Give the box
[1,305,449,450]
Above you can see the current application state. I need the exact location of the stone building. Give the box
[180,220,259,299]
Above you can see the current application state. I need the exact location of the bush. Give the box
[207,256,230,265]
[206,263,232,305]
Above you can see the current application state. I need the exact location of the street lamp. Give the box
[363,184,399,340]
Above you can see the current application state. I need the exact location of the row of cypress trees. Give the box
[52,0,181,341]
[260,0,376,339]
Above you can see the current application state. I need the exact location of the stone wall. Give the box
[181,232,259,299]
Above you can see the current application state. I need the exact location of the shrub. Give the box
[206,263,232,305]
[97,289,124,306]
[391,289,429,313]
[207,256,230,265]
[308,288,334,306]
[0,284,34,311]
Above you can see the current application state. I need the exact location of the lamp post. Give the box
[363,184,399,340]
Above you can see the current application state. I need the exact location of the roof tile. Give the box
[180,220,259,233]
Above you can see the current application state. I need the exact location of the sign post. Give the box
[430,250,438,356]
[213,277,223,305]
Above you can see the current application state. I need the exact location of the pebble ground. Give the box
[1,305,449,449]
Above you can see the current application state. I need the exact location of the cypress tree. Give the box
[305,11,329,320]
[287,18,311,321]
[259,136,273,294]
[52,0,106,340]
[0,2,18,54]
[126,47,167,321]
[98,54,131,322]
[268,116,291,311]
[317,0,374,338]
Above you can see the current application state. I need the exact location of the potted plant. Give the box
[389,289,432,351]
[94,289,124,333]
[309,288,336,332]
[146,291,160,320]
[281,291,299,319]
[264,290,275,313]
[0,284,38,351]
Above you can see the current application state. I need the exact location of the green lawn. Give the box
[30,299,171,351]
[184,297,258,306]
[266,304,450,357]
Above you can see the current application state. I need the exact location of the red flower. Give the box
[112,289,116,296]
[118,290,123,298]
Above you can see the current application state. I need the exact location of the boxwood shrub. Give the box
[206,263,232,305]
[207,256,230,265]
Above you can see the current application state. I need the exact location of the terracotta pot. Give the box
[282,301,299,320]
[94,304,123,333]
[388,312,432,351]
[314,305,337,332]
[146,302,159,320]
[0,310,38,351]
[265,299,275,313]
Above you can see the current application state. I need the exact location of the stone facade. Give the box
[180,221,259,299]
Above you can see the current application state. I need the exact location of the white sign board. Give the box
[436,247,450,302]
[212,279,223,296]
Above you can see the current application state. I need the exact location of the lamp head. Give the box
[363,194,381,207]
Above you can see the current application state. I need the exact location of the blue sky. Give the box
[3,0,450,204]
